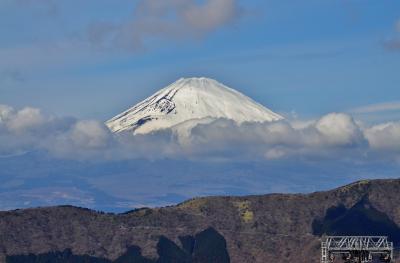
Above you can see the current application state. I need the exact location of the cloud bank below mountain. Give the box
[1,104,399,162]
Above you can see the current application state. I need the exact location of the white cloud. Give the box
[4,107,46,133]
[70,120,110,148]
[365,122,400,152]
[0,105,13,124]
[172,113,365,160]
[44,120,113,160]
[0,104,399,162]
[0,104,49,133]
[315,113,363,147]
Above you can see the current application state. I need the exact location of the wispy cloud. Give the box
[350,101,400,114]
[384,19,400,51]
[87,0,243,51]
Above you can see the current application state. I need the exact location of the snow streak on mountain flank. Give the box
[105,77,283,135]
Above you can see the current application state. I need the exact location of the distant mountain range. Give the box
[105,77,282,135]
[1,179,400,262]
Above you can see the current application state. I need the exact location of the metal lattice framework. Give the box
[321,236,393,263]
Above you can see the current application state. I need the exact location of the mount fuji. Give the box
[106,77,283,135]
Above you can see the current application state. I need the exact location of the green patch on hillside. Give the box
[233,201,254,223]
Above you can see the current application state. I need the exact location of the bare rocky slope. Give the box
[1,179,400,263]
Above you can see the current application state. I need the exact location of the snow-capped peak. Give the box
[105,77,283,134]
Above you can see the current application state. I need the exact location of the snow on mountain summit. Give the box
[105,77,283,135]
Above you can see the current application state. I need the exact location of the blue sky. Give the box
[1,0,399,120]
[1,0,400,211]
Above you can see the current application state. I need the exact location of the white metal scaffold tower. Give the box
[321,236,393,263]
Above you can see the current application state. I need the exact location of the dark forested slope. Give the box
[1,179,400,263]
